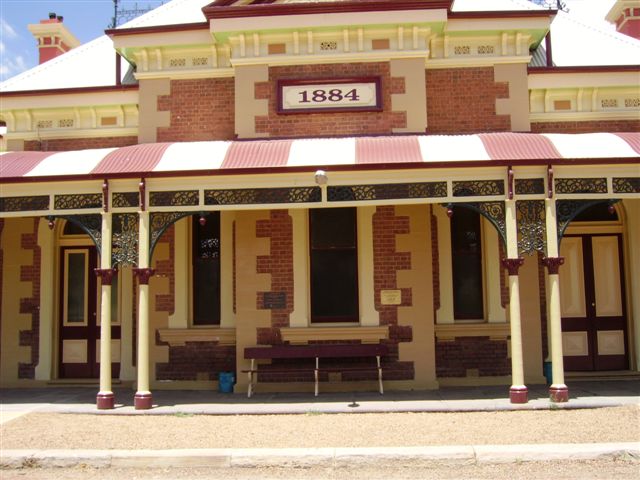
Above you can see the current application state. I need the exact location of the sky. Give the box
[0,0,619,84]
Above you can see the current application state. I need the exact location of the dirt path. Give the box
[1,405,638,450]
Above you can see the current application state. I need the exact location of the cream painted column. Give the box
[435,205,454,324]
[289,209,309,328]
[168,217,189,329]
[358,206,378,327]
[543,198,569,402]
[503,199,527,403]
[133,210,154,410]
[96,212,116,409]
[118,266,135,381]
[220,211,235,328]
[35,219,54,381]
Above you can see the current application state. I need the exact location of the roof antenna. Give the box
[110,0,164,28]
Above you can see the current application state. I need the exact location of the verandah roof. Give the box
[1,132,639,183]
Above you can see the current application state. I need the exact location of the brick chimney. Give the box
[27,13,81,64]
[606,0,640,40]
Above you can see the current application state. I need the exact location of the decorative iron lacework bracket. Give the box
[53,214,103,254]
[444,201,507,247]
[149,212,194,258]
[516,200,546,256]
[556,199,619,243]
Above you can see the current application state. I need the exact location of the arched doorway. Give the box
[559,203,628,371]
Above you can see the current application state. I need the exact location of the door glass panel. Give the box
[559,237,586,318]
[591,236,622,317]
[65,251,87,324]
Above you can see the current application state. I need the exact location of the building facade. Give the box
[1,0,639,409]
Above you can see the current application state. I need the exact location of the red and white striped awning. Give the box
[1,132,639,182]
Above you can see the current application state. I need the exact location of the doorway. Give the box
[559,232,628,371]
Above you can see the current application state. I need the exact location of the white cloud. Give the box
[0,18,19,40]
[0,55,28,81]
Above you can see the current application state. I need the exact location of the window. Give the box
[192,213,221,325]
[309,208,359,323]
[451,207,484,319]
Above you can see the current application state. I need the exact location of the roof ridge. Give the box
[555,8,640,49]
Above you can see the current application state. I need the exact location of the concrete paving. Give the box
[2,443,639,469]
[1,379,638,469]
[0,379,638,418]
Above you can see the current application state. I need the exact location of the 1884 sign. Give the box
[278,77,382,114]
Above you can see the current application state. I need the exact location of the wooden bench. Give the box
[243,343,388,398]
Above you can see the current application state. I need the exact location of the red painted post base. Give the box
[509,386,528,404]
[549,385,569,403]
[96,392,115,410]
[134,393,153,410]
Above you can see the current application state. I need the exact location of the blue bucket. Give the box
[543,361,552,385]
[218,371,235,393]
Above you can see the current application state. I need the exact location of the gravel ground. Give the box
[1,405,638,450]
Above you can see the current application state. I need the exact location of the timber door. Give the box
[559,234,628,371]
[59,247,121,378]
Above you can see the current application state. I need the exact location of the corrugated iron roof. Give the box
[1,132,638,182]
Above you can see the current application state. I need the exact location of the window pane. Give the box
[193,213,221,325]
[310,208,359,323]
[451,208,484,319]
[310,208,356,248]
[67,253,86,323]
[311,250,358,320]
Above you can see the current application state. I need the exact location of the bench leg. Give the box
[377,356,384,395]
[247,359,255,398]
[314,357,319,396]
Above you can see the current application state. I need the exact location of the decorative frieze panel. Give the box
[452,180,504,197]
[54,194,102,210]
[515,179,545,195]
[555,178,607,195]
[112,192,139,209]
[112,213,138,267]
[205,187,321,205]
[612,177,640,194]
[328,182,447,202]
[149,190,199,207]
[0,195,49,212]
[516,200,546,255]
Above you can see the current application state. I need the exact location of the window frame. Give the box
[308,207,360,324]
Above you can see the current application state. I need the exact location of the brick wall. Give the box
[157,78,235,141]
[426,67,510,134]
[24,136,137,151]
[256,63,406,137]
[436,337,510,377]
[531,120,640,134]
[256,210,293,345]
[373,206,411,326]
[18,218,41,379]
[156,340,235,381]
[372,206,414,381]
[431,208,440,313]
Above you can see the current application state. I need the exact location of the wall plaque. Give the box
[278,77,382,114]
[263,292,287,309]
[380,289,402,306]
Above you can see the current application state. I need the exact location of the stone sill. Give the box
[435,322,510,341]
[158,328,236,346]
